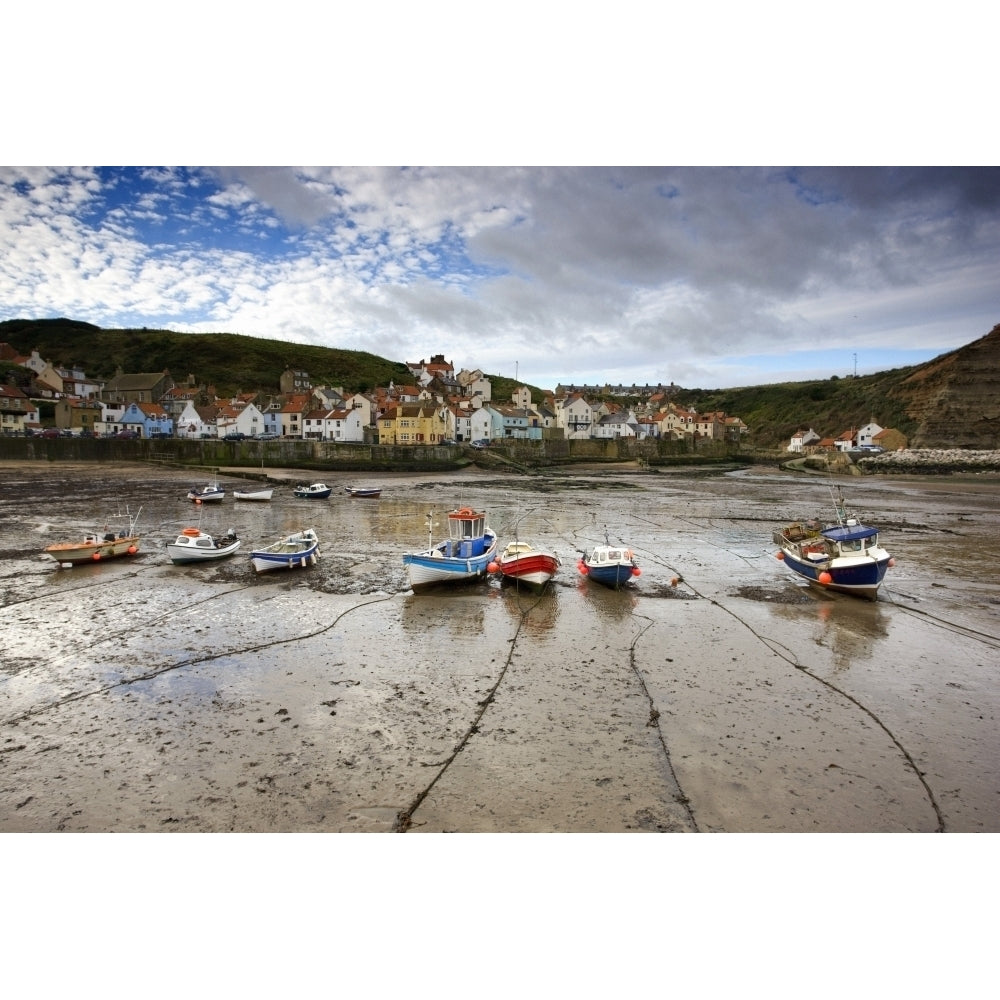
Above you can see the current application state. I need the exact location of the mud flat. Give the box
[1,461,997,833]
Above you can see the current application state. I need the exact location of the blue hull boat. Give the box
[774,489,893,600]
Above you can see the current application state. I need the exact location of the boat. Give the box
[344,486,382,498]
[166,527,241,564]
[293,483,332,499]
[773,488,894,600]
[577,535,641,589]
[402,507,499,591]
[490,540,560,590]
[250,528,321,573]
[44,506,143,567]
[187,483,225,503]
[233,487,273,501]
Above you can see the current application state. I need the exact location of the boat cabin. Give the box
[445,507,488,557]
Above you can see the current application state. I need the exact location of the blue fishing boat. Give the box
[403,507,498,591]
[774,488,894,600]
[293,483,332,499]
[577,535,640,589]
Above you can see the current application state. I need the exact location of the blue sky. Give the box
[2,165,997,391]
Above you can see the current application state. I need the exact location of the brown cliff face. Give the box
[889,323,1000,448]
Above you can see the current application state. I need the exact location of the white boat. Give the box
[293,483,332,499]
[187,483,225,503]
[166,527,241,564]
[402,507,498,591]
[344,486,382,498]
[44,506,143,567]
[234,488,273,501]
[250,528,321,573]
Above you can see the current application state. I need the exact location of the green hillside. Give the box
[0,318,415,397]
[672,369,920,449]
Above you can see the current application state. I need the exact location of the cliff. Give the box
[890,323,1000,448]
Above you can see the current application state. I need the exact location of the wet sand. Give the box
[1,460,997,832]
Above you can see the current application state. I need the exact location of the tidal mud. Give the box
[1,461,997,832]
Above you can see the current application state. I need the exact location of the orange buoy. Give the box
[670,576,679,587]
[632,566,641,576]
[92,552,101,561]
[487,562,498,573]
[776,551,785,560]
[182,527,200,536]
[818,571,833,585]
[577,560,588,575]
[128,545,137,554]
[195,498,202,505]
[888,557,895,567]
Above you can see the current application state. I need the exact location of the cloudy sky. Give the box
[2,165,997,390]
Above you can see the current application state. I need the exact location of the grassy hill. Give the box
[671,369,921,449]
[0,317,543,406]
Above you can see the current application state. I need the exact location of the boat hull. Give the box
[582,562,636,588]
[404,532,498,590]
[45,536,141,566]
[498,551,559,589]
[345,488,381,498]
[780,548,890,600]
[250,529,321,573]
[167,531,241,564]
[188,490,224,503]
[234,489,273,501]
[293,488,331,499]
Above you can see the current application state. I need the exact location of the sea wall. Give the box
[856,449,1000,474]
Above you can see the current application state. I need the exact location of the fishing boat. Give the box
[773,488,893,600]
[490,540,560,590]
[250,527,321,573]
[577,536,641,589]
[402,507,498,591]
[233,487,273,501]
[293,483,332,499]
[187,483,225,503]
[344,486,382,498]
[44,506,143,567]
[166,527,241,564]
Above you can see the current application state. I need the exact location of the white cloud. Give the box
[1,166,997,390]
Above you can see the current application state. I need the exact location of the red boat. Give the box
[491,541,560,591]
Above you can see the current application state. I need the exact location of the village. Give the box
[0,345,903,453]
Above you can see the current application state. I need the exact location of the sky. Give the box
[3,165,997,392]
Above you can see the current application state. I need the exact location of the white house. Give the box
[856,421,884,447]
[593,410,638,439]
[558,395,593,439]
[787,428,821,453]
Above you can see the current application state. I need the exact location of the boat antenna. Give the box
[426,511,434,551]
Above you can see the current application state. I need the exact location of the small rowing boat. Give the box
[250,528,321,573]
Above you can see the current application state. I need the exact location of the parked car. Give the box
[470,439,490,449]
[116,430,138,439]
[224,432,246,440]
[256,433,279,440]
[41,428,61,438]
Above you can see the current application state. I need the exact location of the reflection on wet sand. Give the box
[767,594,889,670]
[577,577,640,620]
[497,584,560,635]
